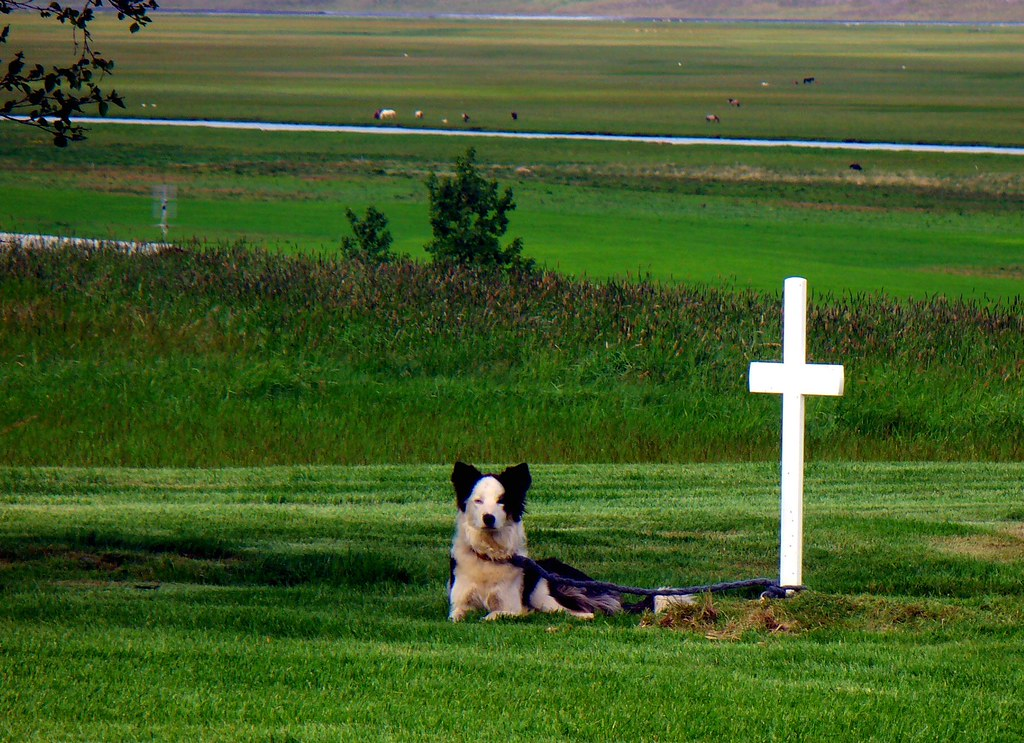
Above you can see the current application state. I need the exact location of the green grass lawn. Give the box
[2,124,1022,298]
[2,463,1023,740]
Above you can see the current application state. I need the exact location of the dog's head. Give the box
[451,461,531,531]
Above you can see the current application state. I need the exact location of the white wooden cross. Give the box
[749,277,845,590]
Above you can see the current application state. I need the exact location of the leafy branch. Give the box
[1,0,157,146]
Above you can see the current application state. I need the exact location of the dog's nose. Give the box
[482,514,496,528]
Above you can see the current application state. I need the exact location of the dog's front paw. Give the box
[449,608,470,622]
[483,610,527,621]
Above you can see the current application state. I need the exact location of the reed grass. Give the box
[2,241,1022,465]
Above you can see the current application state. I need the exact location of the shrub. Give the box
[424,147,532,271]
[340,206,394,262]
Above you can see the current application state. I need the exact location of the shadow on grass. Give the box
[0,531,417,588]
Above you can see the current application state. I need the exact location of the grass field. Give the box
[149,0,1024,23]
[10,15,1024,145]
[2,123,1023,298]
[2,15,1023,739]
[2,463,1023,740]
[3,244,1022,465]
[3,16,1023,297]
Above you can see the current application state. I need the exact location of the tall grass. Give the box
[2,241,1022,465]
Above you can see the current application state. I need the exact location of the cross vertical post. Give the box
[749,277,845,590]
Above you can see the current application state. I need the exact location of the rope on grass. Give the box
[507,554,802,601]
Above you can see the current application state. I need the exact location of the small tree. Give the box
[340,206,394,263]
[424,147,531,271]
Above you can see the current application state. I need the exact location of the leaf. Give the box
[6,51,24,77]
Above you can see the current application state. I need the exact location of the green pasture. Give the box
[9,14,1024,145]
[150,0,1024,23]
[3,15,1024,297]
[2,124,1023,298]
[2,463,1023,740]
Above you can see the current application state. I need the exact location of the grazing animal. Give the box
[511,111,518,121]
[373,108,397,121]
[728,98,741,107]
[442,118,449,125]
[849,163,863,171]
[462,112,471,123]
[447,462,680,622]
[705,113,721,123]
[803,77,816,84]
[415,110,424,119]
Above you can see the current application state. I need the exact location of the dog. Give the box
[447,461,683,621]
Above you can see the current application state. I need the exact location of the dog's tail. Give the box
[552,583,623,615]
[534,558,697,615]
[536,557,623,615]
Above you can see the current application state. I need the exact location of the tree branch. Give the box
[1,0,157,145]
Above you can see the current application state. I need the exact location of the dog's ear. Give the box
[451,461,483,512]
[496,462,531,522]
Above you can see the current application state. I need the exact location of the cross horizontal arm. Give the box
[749,361,845,397]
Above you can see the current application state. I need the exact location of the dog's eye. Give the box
[473,498,483,504]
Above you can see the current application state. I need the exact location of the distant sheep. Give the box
[728,98,741,107]
[705,114,721,123]
[415,110,424,119]
[374,108,397,121]
[462,112,471,123]
[803,77,816,84]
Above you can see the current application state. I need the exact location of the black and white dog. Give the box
[448,461,648,622]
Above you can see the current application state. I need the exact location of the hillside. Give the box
[152,0,1024,23]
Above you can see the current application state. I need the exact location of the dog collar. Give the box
[470,547,511,564]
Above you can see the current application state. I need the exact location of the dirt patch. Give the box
[654,530,743,542]
[641,592,961,638]
[936,525,1024,562]
[640,594,798,639]
[71,551,128,572]
[919,265,1024,281]
[780,200,901,214]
